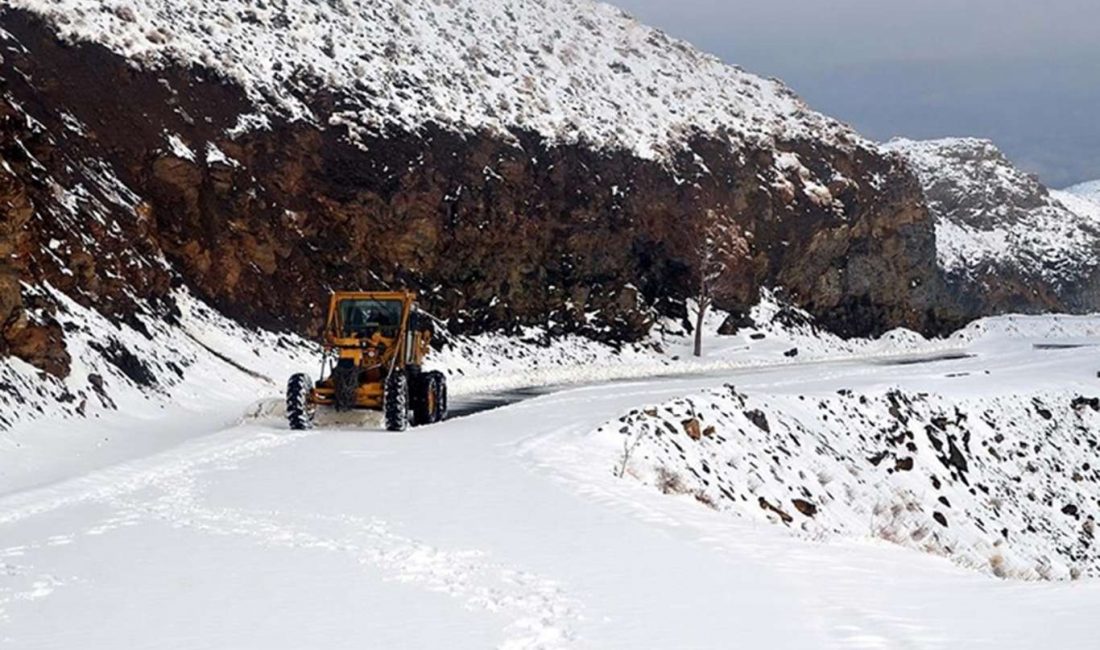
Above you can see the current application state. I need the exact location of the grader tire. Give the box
[384,372,409,432]
[412,373,434,426]
[430,372,448,423]
[286,373,314,431]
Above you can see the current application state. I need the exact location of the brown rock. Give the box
[758,496,794,524]
[682,418,702,441]
[792,498,818,517]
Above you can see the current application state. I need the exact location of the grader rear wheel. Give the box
[429,372,447,423]
[412,373,433,426]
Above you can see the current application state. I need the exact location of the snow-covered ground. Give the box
[2,312,1100,647]
[587,317,1100,581]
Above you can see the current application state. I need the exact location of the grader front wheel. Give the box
[286,373,314,431]
[384,372,410,432]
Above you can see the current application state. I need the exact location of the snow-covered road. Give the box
[2,348,1099,649]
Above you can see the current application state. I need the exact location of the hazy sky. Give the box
[614,0,1100,188]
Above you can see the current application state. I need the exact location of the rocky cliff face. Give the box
[885,138,1100,315]
[0,3,972,379]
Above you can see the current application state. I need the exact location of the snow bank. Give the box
[597,316,1100,580]
[428,289,960,396]
[7,0,856,159]
[0,286,318,491]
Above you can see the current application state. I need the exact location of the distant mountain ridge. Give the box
[884,138,1100,313]
[1063,180,1100,206]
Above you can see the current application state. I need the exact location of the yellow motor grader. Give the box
[286,291,447,431]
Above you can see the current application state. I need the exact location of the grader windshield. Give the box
[336,298,404,338]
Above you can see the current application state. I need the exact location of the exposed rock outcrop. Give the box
[884,138,1100,315]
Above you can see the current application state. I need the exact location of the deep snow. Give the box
[2,312,1100,647]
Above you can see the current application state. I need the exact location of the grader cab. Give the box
[286,291,447,431]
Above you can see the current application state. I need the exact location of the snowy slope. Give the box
[0,287,320,491]
[1064,179,1100,205]
[585,315,1100,581]
[1054,186,1100,223]
[883,138,1100,284]
[6,0,857,158]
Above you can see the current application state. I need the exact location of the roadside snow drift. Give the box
[604,385,1100,580]
[597,315,1100,581]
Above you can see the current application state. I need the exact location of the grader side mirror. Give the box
[409,310,434,335]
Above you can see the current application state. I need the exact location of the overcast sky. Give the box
[614,0,1100,188]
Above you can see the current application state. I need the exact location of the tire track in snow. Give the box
[0,428,314,526]
[519,423,943,650]
[109,471,582,650]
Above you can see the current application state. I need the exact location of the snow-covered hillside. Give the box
[589,314,1100,581]
[1053,188,1100,223]
[8,0,855,158]
[884,138,1100,285]
[1064,180,1100,205]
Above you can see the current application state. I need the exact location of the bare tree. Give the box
[692,210,749,358]
[617,425,649,478]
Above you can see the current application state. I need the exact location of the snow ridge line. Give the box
[5,0,853,159]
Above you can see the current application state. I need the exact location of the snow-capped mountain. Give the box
[884,138,1100,312]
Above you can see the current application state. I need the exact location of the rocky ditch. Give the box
[604,384,1100,580]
